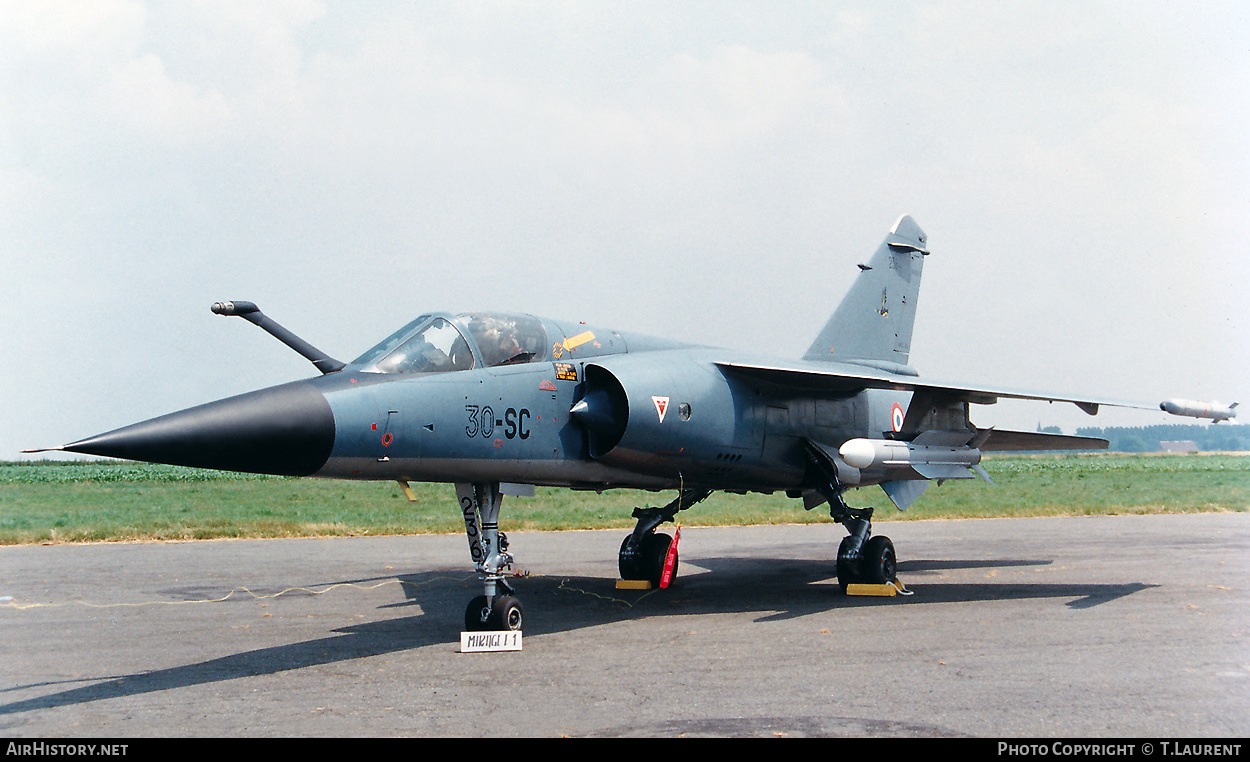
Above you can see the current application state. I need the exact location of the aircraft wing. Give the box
[976,429,1108,451]
[715,360,1159,416]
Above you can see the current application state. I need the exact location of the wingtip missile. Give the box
[1160,399,1238,422]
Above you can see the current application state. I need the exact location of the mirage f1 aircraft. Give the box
[28,216,1227,632]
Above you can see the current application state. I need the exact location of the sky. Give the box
[3,0,1247,461]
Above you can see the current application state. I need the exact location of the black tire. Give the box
[860,535,897,585]
[619,535,643,580]
[836,536,860,593]
[464,595,491,631]
[465,594,525,631]
[642,532,676,588]
[489,595,524,631]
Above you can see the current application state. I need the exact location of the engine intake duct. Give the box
[569,364,628,458]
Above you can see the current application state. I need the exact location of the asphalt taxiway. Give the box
[2,513,1247,737]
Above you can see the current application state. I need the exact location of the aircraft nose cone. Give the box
[61,380,335,476]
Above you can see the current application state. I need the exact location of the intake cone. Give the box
[58,380,335,476]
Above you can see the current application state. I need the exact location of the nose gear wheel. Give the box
[465,594,524,632]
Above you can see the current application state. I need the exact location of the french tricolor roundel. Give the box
[891,402,904,433]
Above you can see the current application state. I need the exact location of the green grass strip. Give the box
[1,453,1245,545]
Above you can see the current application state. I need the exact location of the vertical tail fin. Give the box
[802,215,928,374]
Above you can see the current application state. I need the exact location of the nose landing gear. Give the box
[457,482,525,632]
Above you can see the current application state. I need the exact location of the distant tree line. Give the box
[1072,424,1249,453]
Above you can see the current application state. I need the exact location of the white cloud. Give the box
[2,1,1247,456]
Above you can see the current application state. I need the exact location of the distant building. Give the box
[1158,441,1199,453]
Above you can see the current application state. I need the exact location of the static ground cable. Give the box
[555,574,655,604]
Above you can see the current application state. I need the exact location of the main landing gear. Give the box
[618,488,711,587]
[831,503,897,593]
[804,442,899,593]
[457,482,524,632]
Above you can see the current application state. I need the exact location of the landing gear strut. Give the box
[457,482,524,632]
[805,442,899,592]
[830,501,897,592]
[618,488,710,587]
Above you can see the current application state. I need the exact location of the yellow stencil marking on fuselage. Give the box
[562,331,596,352]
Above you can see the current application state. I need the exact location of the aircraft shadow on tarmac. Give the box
[512,555,1156,625]
[0,556,1155,718]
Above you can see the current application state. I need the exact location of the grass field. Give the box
[1,453,1246,545]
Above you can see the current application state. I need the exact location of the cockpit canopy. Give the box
[352,312,549,374]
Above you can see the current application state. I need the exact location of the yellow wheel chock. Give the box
[845,579,911,597]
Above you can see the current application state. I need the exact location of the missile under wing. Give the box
[1160,399,1238,422]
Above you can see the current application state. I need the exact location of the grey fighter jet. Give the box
[27,216,1212,632]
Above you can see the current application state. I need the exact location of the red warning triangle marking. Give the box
[652,396,669,423]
